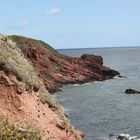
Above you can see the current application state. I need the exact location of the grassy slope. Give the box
[0,34,40,89]
[9,35,67,59]
[0,34,81,140]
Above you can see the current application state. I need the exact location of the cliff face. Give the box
[0,34,82,140]
[0,71,81,140]
[0,34,119,140]
[10,35,120,93]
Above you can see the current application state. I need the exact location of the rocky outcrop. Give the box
[125,89,140,94]
[10,35,120,93]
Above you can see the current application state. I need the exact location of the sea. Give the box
[55,47,140,140]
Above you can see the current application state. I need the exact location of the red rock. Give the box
[11,35,120,93]
[76,129,85,138]
[79,131,85,138]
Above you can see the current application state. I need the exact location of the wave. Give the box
[64,108,71,112]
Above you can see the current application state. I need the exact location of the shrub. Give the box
[0,34,40,89]
[0,118,41,140]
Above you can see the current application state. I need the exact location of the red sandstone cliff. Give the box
[10,35,120,93]
[0,34,82,140]
[0,34,120,140]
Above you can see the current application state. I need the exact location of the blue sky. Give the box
[0,0,140,49]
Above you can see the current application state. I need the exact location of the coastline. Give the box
[10,35,120,93]
[0,34,120,140]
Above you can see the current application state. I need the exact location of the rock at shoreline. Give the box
[118,75,127,78]
[76,129,85,139]
[125,89,140,94]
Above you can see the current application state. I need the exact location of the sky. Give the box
[0,0,140,49]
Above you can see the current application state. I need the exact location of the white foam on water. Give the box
[64,108,71,112]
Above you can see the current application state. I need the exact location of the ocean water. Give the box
[55,47,140,140]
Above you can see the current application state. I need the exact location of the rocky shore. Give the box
[10,35,120,93]
[0,34,120,140]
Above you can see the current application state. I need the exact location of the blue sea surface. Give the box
[55,47,140,140]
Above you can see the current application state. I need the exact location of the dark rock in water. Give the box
[125,89,140,94]
[118,75,127,78]
[109,133,138,140]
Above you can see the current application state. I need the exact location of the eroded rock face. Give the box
[10,35,120,93]
[125,89,140,94]
[0,70,82,140]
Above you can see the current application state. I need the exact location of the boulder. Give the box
[125,89,140,94]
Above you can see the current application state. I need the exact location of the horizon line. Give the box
[57,46,140,50]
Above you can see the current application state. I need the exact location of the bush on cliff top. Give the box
[0,34,40,89]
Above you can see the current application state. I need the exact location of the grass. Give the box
[0,118,41,140]
[9,35,57,53]
[38,88,62,110]
[0,34,40,89]
[9,35,69,60]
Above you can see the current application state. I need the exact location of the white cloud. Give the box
[44,8,62,16]
[17,20,30,29]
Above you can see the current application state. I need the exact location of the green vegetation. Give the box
[0,118,41,140]
[39,89,62,110]
[39,40,59,53]
[9,35,57,53]
[8,35,23,47]
[9,35,68,60]
[0,34,40,89]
